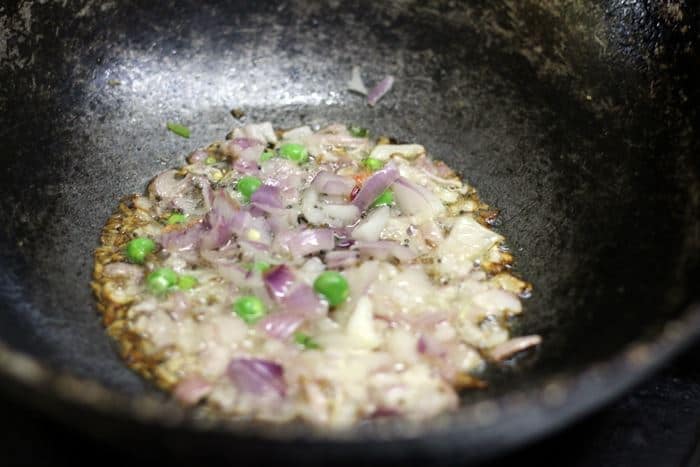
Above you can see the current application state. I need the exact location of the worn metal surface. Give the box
[0,0,698,464]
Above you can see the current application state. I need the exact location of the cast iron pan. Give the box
[0,0,698,465]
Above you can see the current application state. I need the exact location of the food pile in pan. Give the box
[92,122,540,427]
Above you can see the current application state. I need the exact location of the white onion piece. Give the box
[346,296,381,349]
[324,250,360,269]
[281,126,313,143]
[437,216,503,277]
[351,206,390,242]
[392,176,445,218]
[258,312,306,339]
[321,203,360,228]
[353,240,416,262]
[312,171,355,197]
[287,228,335,258]
[489,335,542,361]
[232,122,277,144]
[369,144,425,161]
[367,75,394,106]
[347,66,368,95]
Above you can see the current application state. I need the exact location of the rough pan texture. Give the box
[92,122,537,428]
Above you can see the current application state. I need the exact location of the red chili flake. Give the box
[349,185,361,201]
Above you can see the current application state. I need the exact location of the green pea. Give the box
[279,143,308,164]
[177,275,198,290]
[205,156,217,165]
[233,295,267,324]
[147,268,178,294]
[125,237,156,264]
[294,332,320,350]
[167,213,187,225]
[348,125,369,137]
[362,157,384,171]
[237,176,262,201]
[260,150,275,161]
[313,271,349,307]
[371,190,394,207]
[253,261,271,273]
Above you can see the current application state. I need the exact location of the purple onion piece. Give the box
[264,264,296,301]
[227,358,286,397]
[392,176,436,216]
[324,250,360,269]
[311,171,355,197]
[199,190,242,250]
[281,284,328,317]
[367,75,395,106]
[251,184,283,212]
[159,221,207,251]
[234,158,260,175]
[352,164,400,212]
[258,312,306,339]
[232,137,261,150]
[288,228,335,258]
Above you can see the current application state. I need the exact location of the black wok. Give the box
[0,0,698,465]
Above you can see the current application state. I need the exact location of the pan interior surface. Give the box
[0,0,698,453]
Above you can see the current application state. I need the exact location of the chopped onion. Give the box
[351,205,390,242]
[489,335,542,361]
[192,175,215,211]
[281,126,313,142]
[232,122,278,144]
[311,171,355,197]
[367,75,394,106]
[227,358,286,396]
[369,144,425,161]
[250,184,283,212]
[159,221,206,252]
[149,169,191,200]
[263,265,296,301]
[392,176,444,218]
[187,149,208,164]
[417,334,447,357]
[347,66,368,95]
[324,250,359,269]
[258,311,306,339]
[233,158,260,175]
[199,190,241,250]
[353,240,416,262]
[287,228,335,258]
[352,164,400,212]
[282,284,327,317]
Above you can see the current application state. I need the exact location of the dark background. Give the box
[2,342,699,467]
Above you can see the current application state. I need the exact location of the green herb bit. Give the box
[294,332,320,350]
[166,122,191,138]
[205,156,218,165]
